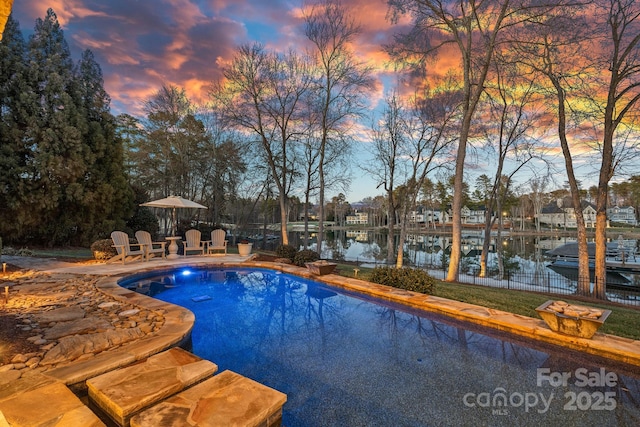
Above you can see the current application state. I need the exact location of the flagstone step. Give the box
[0,373,105,426]
[86,347,217,427]
[130,370,287,427]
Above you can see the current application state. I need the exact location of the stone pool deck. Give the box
[1,255,640,425]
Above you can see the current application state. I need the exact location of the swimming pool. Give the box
[121,267,640,426]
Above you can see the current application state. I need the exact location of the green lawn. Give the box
[30,247,93,259]
[432,281,640,340]
[335,263,640,340]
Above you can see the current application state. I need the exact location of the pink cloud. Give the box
[10,0,409,117]
[16,0,108,26]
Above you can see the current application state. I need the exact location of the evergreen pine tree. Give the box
[0,15,33,240]
[115,113,146,178]
[23,8,91,245]
[74,49,133,243]
[2,10,134,246]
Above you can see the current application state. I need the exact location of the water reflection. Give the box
[285,230,640,299]
[123,268,640,426]
[282,229,630,264]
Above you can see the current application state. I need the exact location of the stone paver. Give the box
[1,273,170,380]
[87,347,217,426]
[130,370,287,427]
[0,255,249,426]
[35,306,85,323]
[0,373,105,427]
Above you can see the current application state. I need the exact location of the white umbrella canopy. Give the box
[141,195,208,236]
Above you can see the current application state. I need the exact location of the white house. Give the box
[537,199,597,228]
[409,208,449,227]
[345,210,369,225]
[460,206,488,224]
[607,205,637,225]
[409,210,425,224]
[346,230,369,241]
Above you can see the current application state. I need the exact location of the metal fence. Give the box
[427,268,640,307]
[357,259,640,307]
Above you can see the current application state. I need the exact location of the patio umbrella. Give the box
[141,195,208,236]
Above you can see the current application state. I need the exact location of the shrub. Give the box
[293,249,319,267]
[369,266,436,295]
[2,246,34,256]
[16,248,34,257]
[126,207,160,238]
[91,239,118,260]
[275,244,297,261]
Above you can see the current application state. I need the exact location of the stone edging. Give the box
[44,260,640,386]
[248,261,640,368]
[312,269,640,368]
[43,274,195,385]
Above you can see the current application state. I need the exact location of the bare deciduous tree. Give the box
[515,0,640,299]
[365,90,404,264]
[511,7,594,294]
[365,82,459,266]
[387,0,581,282]
[395,84,460,268]
[589,0,640,298]
[211,44,313,245]
[304,0,373,257]
[477,59,541,278]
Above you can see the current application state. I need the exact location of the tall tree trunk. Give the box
[317,150,325,257]
[387,190,395,264]
[479,211,496,278]
[593,43,623,299]
[278,194,289,246]
[496,199,504,278]
[594,209,608,299]
[396,200,411,269]
[550,76,591,295]
[303,190,310,250]
[594,118,616,299]
[447,122,471,282]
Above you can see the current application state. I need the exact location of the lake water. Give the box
[252,229,599,264]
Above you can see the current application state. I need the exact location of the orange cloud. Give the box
[19,0,107,26]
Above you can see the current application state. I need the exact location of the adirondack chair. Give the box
[110,231,145,264]
[207,229,228,255]
[184,229,205,256]
[135,230,166,260]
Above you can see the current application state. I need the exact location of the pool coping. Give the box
[3,258,640,426]
[313,268,640,368]
[256,261,640,369]
[39,259,640,386]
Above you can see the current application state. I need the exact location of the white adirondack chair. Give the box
[110,231,145,264]
[207,229,228,255]
[184,229,205,256]
[135,230,166,260]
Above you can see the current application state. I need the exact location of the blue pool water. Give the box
[120,267,640,426]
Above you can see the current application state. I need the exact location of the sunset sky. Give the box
[11,0,410,201]
[8,0,608,202]
[11,0,398,115]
